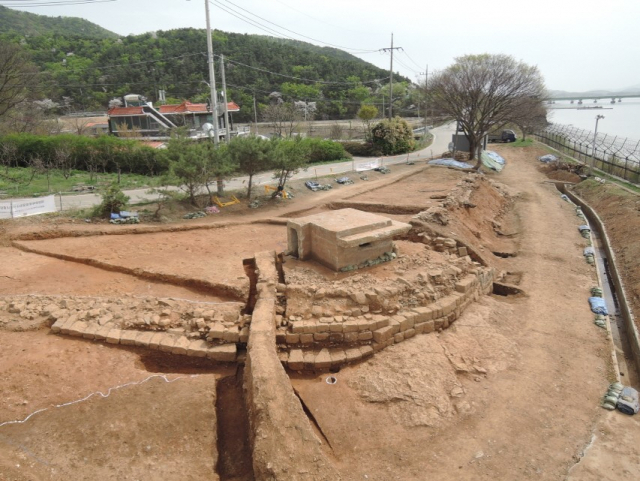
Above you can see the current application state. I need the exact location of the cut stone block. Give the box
[330,349,347,366]
[171,336,191,355]
[373,326,394,343]
[158,335,176,352]
[314,348,332,369]
[149,332,165,350]
[135,331,154,347]
[105,329,121,344]
[345,348,362,363]
[288,349,304,370]
[186,339,209,358]
[67,321,88,337]
[359,345,374,358]
[83,323,99,340]
[207,344,237,362]
[119,330,139,346]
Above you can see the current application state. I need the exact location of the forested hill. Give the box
[6,27,412,121]
[0,6,118,39]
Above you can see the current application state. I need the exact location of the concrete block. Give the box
[158,335,176,352]
[288,349,304,370]
[186,339,209,358]
[171,336,191,355]
[373,325,394,343]
[207,344,237,362]
[314,348,332,369]
[119,330,139,346]
[105,329,121,344]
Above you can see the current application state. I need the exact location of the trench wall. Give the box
[243,251,340,481]
[564,187,640,375]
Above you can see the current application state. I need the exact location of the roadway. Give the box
[52,122,455,211]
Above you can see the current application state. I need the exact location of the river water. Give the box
[547,97,640,142]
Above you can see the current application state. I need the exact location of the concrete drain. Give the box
[326,376,338,385]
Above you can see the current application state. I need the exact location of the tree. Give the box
[262,102,302,138]
[272,137,311,189]
[371,117,415,155]
[429,54,546,166]
[357,104,378,141]
[0,42,40,121]
[162,134,209,206]
[227,136,273,200]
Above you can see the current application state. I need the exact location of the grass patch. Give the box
[506,138,534,147]
[0,167,167,198]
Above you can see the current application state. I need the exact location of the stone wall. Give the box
[1,296,245,362]
[243,251,341,480]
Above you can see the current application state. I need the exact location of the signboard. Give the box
[0,195,57,219]
[355,158,382,172]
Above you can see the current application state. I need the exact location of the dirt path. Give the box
[293,145,630,480]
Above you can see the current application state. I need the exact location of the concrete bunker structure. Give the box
[287,208,411,271]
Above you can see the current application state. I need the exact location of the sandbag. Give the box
[589,296,608,315]
[617,386,639,415]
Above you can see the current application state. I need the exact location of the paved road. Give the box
[51,123,455,211]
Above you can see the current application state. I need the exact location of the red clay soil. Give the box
[572,180,640,324]
[1,147,639,480]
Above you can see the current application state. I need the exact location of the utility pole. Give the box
[220,54,231,142]
[419,64,429,137]
[591,114,604,174]
[253,94,258,133]
[204,0,219,146]
[380,33,402,120]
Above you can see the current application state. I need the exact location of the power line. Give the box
[214,0,372,52]
[0,0,115,6]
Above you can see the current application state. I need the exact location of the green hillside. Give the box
[0,6,118,39]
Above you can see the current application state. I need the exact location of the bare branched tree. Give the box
[429,54,547,167]
[0,42,40,120]
[262,102,302,138]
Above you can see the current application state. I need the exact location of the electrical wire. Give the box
[214,0,377,54]
[0,0,115,6]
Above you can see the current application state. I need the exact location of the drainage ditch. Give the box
[215,366,255,481]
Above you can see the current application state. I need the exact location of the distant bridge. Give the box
[548,93,640,104]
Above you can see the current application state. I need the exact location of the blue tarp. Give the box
[589,296,608,315]
[428,158,474,169]
[481,150,506,172]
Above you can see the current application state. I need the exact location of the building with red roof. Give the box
[107,94,241,140]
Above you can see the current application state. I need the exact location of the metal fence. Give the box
[534,123,640,184]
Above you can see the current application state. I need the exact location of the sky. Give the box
[5,0,640,92]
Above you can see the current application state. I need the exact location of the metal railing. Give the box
[535,123,640,184]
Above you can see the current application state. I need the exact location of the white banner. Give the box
[355,158,382,172]
[0,195,57,219]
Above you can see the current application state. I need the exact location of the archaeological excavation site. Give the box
[1,145,640,481]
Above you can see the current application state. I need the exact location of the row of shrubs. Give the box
[0,133,351,177]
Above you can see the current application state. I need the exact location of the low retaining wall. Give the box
[243,251,340,480]
[564,187,640,375]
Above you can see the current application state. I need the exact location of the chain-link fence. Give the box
[535,123,640,184]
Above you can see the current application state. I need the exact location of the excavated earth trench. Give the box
[1,150,639,480]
